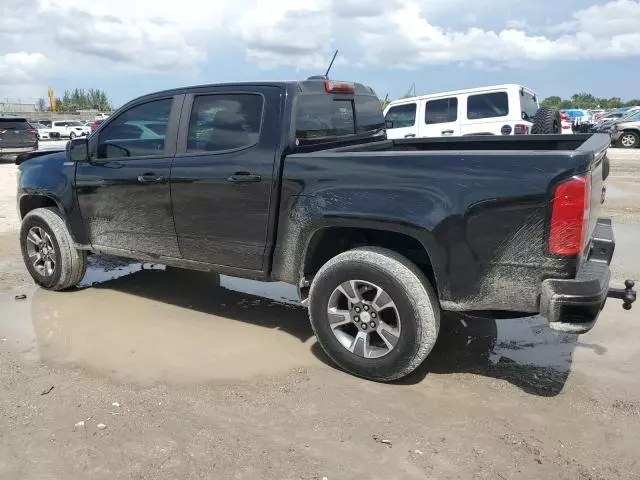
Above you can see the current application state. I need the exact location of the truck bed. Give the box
[273,134,609,315]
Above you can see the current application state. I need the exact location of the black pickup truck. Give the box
[16,77,636,381]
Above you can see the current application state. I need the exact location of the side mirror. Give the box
[385,120,394,129]
[66,137,88,163]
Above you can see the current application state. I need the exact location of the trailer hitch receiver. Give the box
[608,280,636,311]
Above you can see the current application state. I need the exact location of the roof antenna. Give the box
[324,50,338,79]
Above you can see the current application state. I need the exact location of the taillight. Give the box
[514,124,528,135]
[560,112,570,121]
[325,80,355,94]
[0,129,6,134]
[549,175,591,256]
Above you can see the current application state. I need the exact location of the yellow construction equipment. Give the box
[47,87,56,112]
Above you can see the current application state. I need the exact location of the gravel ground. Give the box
[1,145,639,479]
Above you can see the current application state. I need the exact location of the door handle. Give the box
[226,172,262,183]
[404,134,416,138]
[441,130,454,135]
[137,173,165,184]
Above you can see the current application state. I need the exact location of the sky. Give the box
[1,0,639,107]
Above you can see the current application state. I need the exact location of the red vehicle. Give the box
[90,119,104,132]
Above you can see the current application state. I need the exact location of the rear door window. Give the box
[186,93,263,152]
[425,97,458,124]
[467,92,509,120]
[384,103,417,129]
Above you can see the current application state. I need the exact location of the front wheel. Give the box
[20,208,87,290]
[619,131,639,149]
[69,132,76,140]
[308,247,440,381]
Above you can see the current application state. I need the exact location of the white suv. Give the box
[384,84,540,139]
[50,120,91,139]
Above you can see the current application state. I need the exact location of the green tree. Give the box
[540,93,637,111]
[59,88,113,112]
[540,96,562,108]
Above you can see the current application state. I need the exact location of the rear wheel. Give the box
[20,208,87,290]
[619,131,639,149]
[531,107,561,135]
[308,247,440,381]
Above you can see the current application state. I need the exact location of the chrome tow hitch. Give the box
[608,280,637,310]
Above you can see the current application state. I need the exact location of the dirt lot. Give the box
[1,147,639,479]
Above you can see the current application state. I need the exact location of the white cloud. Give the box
[234,0,333,68]
[0,0,639,96]
[0,52,51,85]
[355,0,640,68]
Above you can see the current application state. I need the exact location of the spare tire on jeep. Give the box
[531,107,561,134]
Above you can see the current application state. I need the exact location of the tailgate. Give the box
[579,134,610,250]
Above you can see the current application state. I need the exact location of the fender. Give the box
[17,150,88,245]
[270,192,445,294]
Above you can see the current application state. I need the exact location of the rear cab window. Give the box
[294,82,385,144]
[467,92,509,120]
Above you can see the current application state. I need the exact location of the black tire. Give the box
[20,207,87,290]
[618,131,639,149]
[308,247,440,381]
[69,132,76,140]
[531,107,561,135]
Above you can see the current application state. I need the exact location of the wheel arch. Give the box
[300,222,443,304]
[19,194,61,220]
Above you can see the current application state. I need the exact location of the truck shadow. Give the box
[312,313,582,397]
[87,258,581,396]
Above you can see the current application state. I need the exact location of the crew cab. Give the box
[15,78,636,381]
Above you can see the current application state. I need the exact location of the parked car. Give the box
[95,113,110,121]
[611,117,640,148]
[593,110,640,134]
[50,120,91,139]
[90,119,104,132]
[29,122,61,140]
[559,111,573,134]
[597,107,640,124]
[384,85,565,138]
[561,109,590,125]
[0,116,38,156]
[384,84,547,139]
[15,77,636,381]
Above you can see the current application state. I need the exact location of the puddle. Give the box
[0,259,317,385]
[0,254,625,394]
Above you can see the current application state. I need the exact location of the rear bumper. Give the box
[540,218,635,334]
[0,146,37,155]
